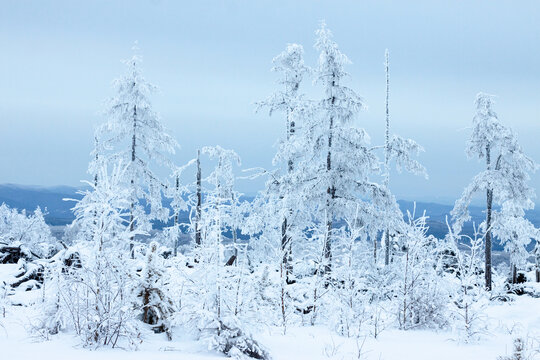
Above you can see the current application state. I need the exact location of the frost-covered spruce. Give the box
[184,146,240,330]
[302,21,403,273]
[452,93,538,290]
[302,21,369,273]
[258,42,310,283]
[98,44,178,255]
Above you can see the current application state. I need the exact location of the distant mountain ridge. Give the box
[0,184,83,225]
[1,184,539,251]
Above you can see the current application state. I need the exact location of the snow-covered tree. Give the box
[258,42,310,282]
[98,44,178,255]
[180,147,268,359]
[296,22,413,274]
[492,201,539,284]
[70,162,136,248]
[304,21,370,273]
[201,146,244,263]
[452,93,538,290]
[164,160,194,256]
[184,146,238,332]
[242,187,302,333]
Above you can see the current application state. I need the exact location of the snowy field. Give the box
[1,263,538,360]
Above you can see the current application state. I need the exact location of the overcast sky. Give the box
[1,0,539,203]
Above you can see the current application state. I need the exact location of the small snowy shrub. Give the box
[394,212,450,330]
[209,318,270,360]
[0,204,57,260]
[137,241,175,340]
[447,222,488,343]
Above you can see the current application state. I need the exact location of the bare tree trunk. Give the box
[93,136,99,235]
[195,149,202,247]
[280,210,292,281]
[323,87,336,276]
[373,236,377,262]
[94,136,99,188]
[324,117,334,276]
[384,232,390,265]
[215,173,223,336]
[173,175,180,257]
[280,262,287,333]
[384,50,391,266]
[281,105,295,282]
[536,251,540,282]
[231,192,238,266]
[281,216,289,272]
[129,105,137,259]
[401,248,409,329]
[485,144,493,291]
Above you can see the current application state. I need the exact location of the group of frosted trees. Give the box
[6,22,536,355]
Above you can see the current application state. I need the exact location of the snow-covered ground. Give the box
[1,264,539,360]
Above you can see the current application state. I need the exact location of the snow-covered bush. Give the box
[37,162,143,348]
[137,241,175,339]
[498,337,540,360]
[446,221,488,342]
[0,204,57,260]
[492,201,539,285]
[210,317,270,360]
[393,210,450,330]
[60,244,141,348]
[325,219,372,338]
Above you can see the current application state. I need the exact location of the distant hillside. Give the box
[1,184,539,251]
[397,200,540,251]
[0,184,83,225]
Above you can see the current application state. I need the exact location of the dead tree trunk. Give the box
[173,175,180,257]
[195,149,202,247]
[129,105,137,259]
[384,49,391,266]
[485,144,493,291]
[324,116,335,276]
[511,264,517,284]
